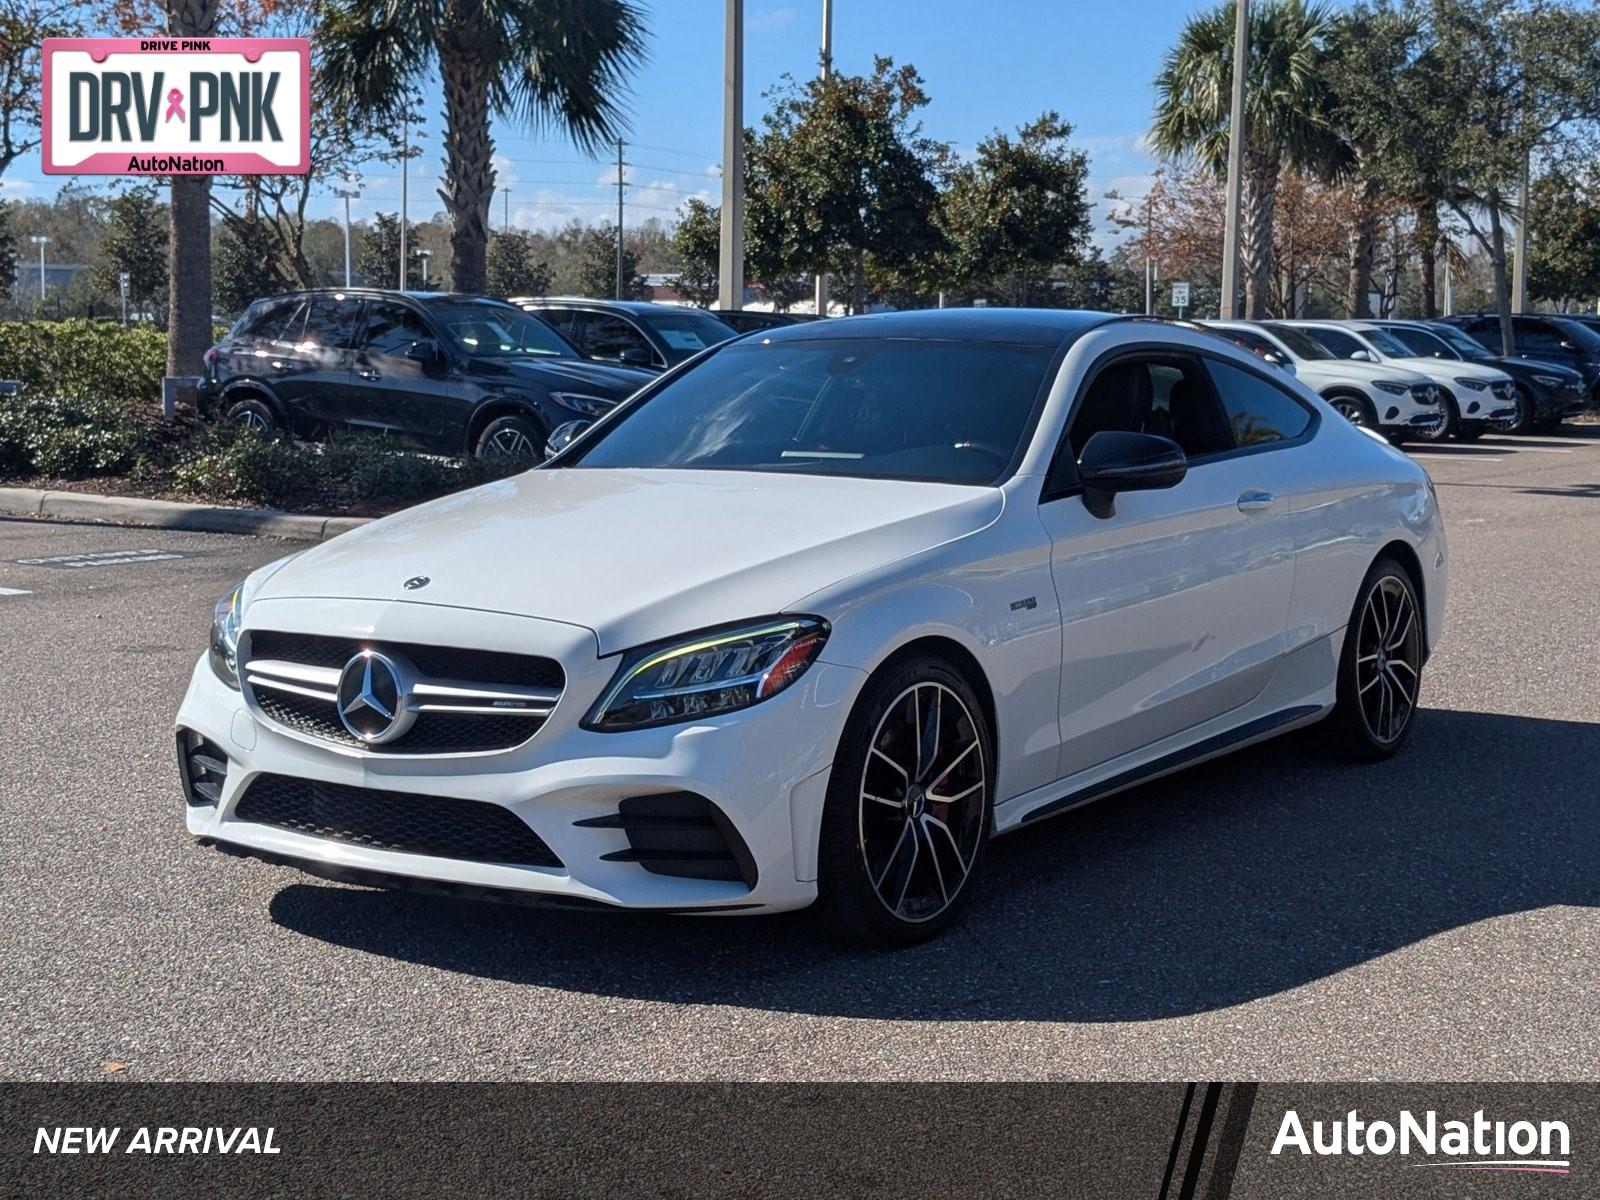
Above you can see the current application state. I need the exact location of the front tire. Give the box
[474,414,544,463]
[1413,395,1456,443]
[1327,393,1377,431]
[816,656,993,948]
[1325,557,1424,761]
[1507,385,1538,434]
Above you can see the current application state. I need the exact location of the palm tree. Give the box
[1152,0,1346,318]
[320,0,647,293]
[166,0,219,384]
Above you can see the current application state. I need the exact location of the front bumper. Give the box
[176,601,864,914]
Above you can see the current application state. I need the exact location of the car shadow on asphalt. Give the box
[267,708,1600,1022]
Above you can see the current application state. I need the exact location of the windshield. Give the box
[570,336,1055,485]
[428,301,577,359]
[1260,323,1334,360]
[1426,324,1492,360]
[1384,326,1459,360]
[639,309,738,364]
[1357,327,1413,357]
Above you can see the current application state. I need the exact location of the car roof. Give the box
[512,297,704,315]
[736,307,1121,348]
[249,288,512,306]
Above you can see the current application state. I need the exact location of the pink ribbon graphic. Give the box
[164,88,185,123]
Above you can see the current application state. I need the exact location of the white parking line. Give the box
[1479,443,1574,454]
[0,586,31,596]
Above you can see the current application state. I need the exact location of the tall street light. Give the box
[29,235,51,303]
[717,0,744,310]
[333,181,362,288]
[814,0,832,317]
[1219,0,1249,319]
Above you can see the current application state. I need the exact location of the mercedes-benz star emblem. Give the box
[404,576,430,590]
[334,651,414,744]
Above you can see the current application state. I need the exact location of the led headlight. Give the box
[1453,376,1487,391]
[549,391,614,417]
[1533,374,1564,388]
[209,581,245,688]
[1373,380,1410,395]
[584,616,829,731]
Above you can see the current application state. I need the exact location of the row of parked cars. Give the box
[197,291,816,462]
[198,288,1597,463]
[1203,314,1600,442]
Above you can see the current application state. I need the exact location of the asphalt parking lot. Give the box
[2,428,1598,1082]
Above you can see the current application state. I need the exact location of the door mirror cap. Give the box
[545,419,592,459]
[1076,430,1188,519]
[618,346,654,367]
[1350,349,1375,362]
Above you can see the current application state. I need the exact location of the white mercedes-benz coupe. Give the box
[177,310,1447,946]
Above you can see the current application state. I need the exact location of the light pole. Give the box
[1218,0,1249,319]
[417,248,432,290]
[399,111,409,291]
[813,0,832,317]
[717,0,744,310]
[29,236,50,303]
[333,181,361,288]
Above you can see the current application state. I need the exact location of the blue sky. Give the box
[7,0,1254,244]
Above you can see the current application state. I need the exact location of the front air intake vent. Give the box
[178,729,229,808]
[577,793,757,889]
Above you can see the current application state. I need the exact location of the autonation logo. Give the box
[1272,1108,1571,1175]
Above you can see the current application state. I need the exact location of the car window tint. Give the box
[303,296,362,350]
[1386,326,1453,357]
[1217,327,1276,357]
[534,307,581,337]
[241,298,298,340]
[358,302,432,355]
[582,314,655,362]
[1069,356,1229,460]
[1513,319,1565,353]
[1301,326,1364,359]
[264,299,308,346]
[1205,359,1312,447]
[574,337,1053,485]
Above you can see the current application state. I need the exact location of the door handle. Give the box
[1237,489,1276,513]
[356,368,380,380]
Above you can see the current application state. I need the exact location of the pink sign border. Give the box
[41,37,311,175]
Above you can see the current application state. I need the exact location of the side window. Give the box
[1514,318,1564,354]
[1204,359,1312,447]
[239,298,296,340]
[263,299,307,347]
[537,307,582,338]
[1067,355,1230,462]
[358,302,432,356]
[1303,327,1363,359]
[303,296,362,350]
[1218,328,1276,359]
[582,314,655,362]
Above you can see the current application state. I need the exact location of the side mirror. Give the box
[618,346,654,367]
[1560,340,1579,352]
[1076,430,1188,520]
[1350,350,1375,362]
[545,419,592,459]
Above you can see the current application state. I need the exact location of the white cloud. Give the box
[0,179,35,196]
[749,5,796,34]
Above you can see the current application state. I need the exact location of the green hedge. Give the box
[170,427,512,511]
[0,392,142,477]
[0,320,168,413]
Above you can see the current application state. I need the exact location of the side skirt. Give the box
[1009,704,1326,829]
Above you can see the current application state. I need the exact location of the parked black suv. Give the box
[199,290,652,460]
[1442,312,1600,406]
[511,298,737,372]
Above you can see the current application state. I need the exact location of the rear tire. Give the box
[815,655,993,948]
[1324,556,1424,762]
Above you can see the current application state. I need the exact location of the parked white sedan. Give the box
[178,310,1447,946]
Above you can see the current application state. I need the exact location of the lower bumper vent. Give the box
[577,793,757,889]
[234,774,562,868]
[178,730,229,808]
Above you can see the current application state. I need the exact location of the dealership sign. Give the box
[42,38,309,175]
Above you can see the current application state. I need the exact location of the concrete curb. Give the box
[0,487,369,542]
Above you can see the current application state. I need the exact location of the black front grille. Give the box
[577,793,757,888]
[234,774,562,868]
[248,631,564,689]
[243,630,564,755]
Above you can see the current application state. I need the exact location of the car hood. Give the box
[1296,359,1431,385]
[252,468,1003,654]
[498,357,653,398]
[1390,358,1511,385]
[1491,356,1583,383]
